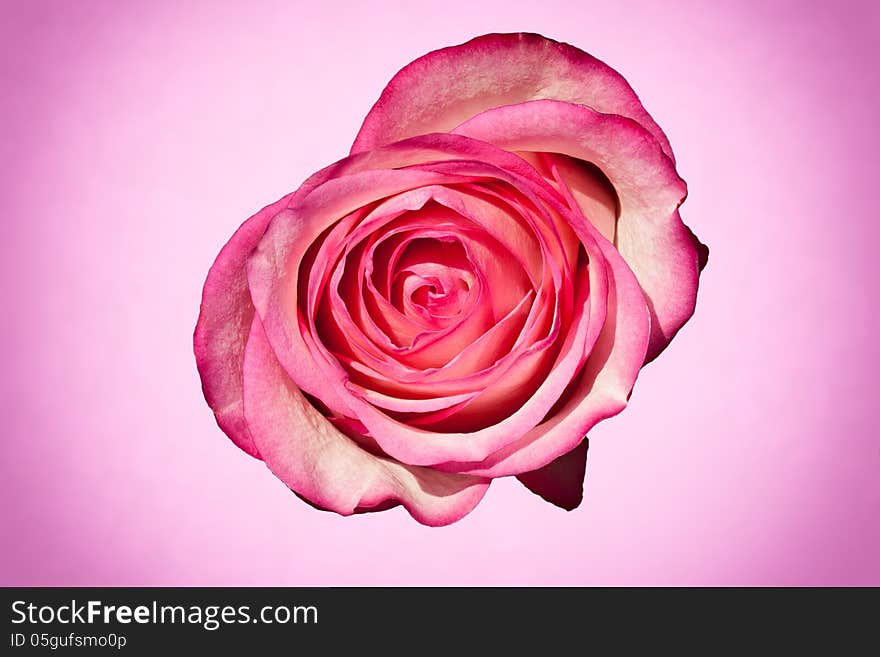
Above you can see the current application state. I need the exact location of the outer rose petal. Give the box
[194,192,294,457]
[241,316,490,526]
[352,32,674,162]
[516,438,589,511]
[453,99,703,361]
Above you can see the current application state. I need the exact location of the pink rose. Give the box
[194,33,707,526]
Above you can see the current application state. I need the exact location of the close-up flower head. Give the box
[195,33,708,525]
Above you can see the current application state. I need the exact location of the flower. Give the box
[194,33,707,526]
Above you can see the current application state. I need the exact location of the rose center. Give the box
[387,237,476,324]
[410,273,470,316]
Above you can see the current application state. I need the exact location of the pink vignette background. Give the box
[1,0,878,586]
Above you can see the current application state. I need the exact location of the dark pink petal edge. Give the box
[516,438,589,510]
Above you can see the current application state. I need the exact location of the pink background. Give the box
[2,0,878,586]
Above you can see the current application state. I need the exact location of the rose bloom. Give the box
[195,33,708,526]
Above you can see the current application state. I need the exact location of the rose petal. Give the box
[453,99,702,361]
[339,289,534,400]
[543,153,618,244]
[516,438,589,510]
[193,192,293,457]
[241,315,490,526]
[352,32,674,161]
